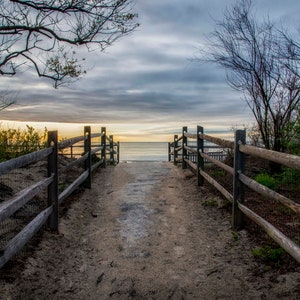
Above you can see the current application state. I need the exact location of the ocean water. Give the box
[119,142,168,162]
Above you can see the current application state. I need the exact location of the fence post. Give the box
[173,135,178,165]
[182,126,187,169]
[197,126,204,186]
[117,141,120,164]
[110,135,114,163]
[47,131,58,232]
[101,127,106,168]
[168,142,171,162]
[84,126,92,189]
[232,129,246,230]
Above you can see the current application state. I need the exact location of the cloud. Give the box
[0,0,298,141]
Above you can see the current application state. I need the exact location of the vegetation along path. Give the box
[2,162,300,299]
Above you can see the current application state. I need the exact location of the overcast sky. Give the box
[1,0,300,141]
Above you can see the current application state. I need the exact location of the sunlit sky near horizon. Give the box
[1,0,299,142]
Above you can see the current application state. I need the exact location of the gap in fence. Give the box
[119,142,168,162]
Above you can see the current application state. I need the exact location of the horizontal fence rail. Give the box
[0,126,119,269]
[168,125,300,263]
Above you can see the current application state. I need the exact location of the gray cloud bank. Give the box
[1,0,299,139]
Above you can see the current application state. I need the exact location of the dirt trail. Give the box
[1,162,300,299]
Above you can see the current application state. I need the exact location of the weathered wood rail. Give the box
[0,126,119,268]
[168,125,300,263]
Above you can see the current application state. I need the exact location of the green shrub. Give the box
[278,168,300,187]
[210,169,226,178]
[255,173,277,190]
[252,245,285,267]
[0,125,47,161]
[231,231,239,241]
[202,198,218,207]
[275,204,293,215]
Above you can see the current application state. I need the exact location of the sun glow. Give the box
[0,119,237,144]
[0,120,177,142]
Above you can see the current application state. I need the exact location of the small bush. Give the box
[0,125,47,161]
[255,173,277,190]
[278,168,300,187]
[252,245,285,267]
[202,198,218,207]
[231,231,239,241]
[275,204,293,215]
[210,169,226,178]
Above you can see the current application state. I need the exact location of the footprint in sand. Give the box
[174,246,185,258]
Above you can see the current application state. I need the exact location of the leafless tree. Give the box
[0,0,138,87]
[280,30,300,78]
[198,0,300,153]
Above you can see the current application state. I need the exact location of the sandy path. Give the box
[2,162,299,299]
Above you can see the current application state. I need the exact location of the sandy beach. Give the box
[1,162,300,299]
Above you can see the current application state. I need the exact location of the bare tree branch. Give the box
[196,0,300,153]
[0,91,15,111]
[0,0,139,87]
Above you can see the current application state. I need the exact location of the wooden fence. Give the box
[0,126,119,268]
[169,126,300,263]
